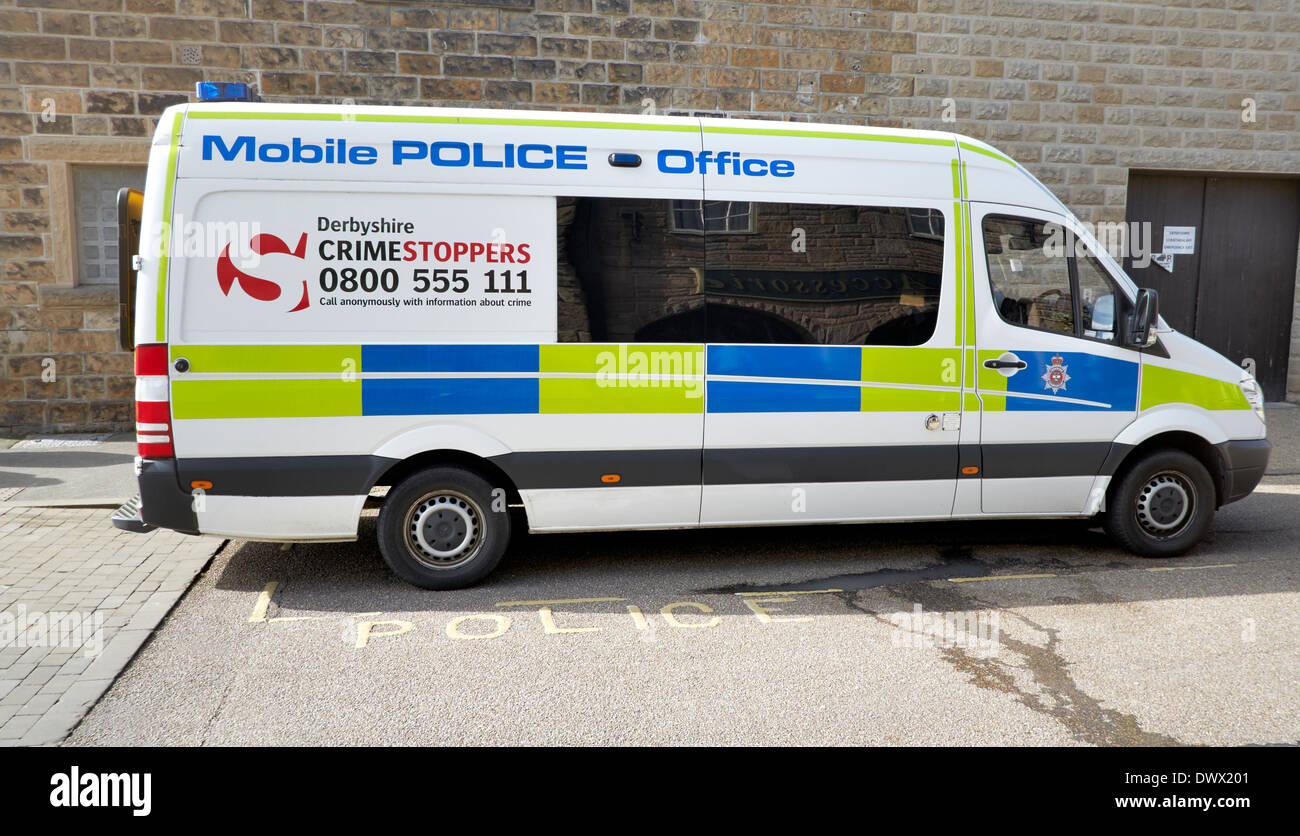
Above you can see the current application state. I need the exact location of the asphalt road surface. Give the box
[70,476,1300,746]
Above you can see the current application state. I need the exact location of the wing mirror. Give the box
[1129,288,1159,348]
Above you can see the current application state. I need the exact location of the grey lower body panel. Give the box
[152,441,1133,500]
[1217,438,1271,505]
[138,459,200,535]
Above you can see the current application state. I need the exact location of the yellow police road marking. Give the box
[446,614,512,640]
[495,596,626,607]
[661,602,720,629]
[248,581,278,622]
[626,605,650,630]
[948,573,1058,583]
[355,619,413,648]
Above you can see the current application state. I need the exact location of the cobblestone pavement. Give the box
[0,505,223,745]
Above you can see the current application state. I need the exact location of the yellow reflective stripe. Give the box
[539,343,703,375]
[539,378,703,414]
[171,344,361,374]
[186,110,959,146]
[957,141,1017,167]
[861,386,961,412]
[539,344,704,413]
[952,156,964,349]
[953,198,964,348]
[961,163,975,356]
[702,125,953,145]
[171,379,361,419]
[155,110,182,343]
[1140,366,1249,411]
[861,346,961,388]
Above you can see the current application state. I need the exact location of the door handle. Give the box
[983,352,1027,378]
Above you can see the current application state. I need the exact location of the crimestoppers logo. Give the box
[1042,354,1070,394]
[216,232,310,313]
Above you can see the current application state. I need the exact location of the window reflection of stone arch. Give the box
[634,304,814,344]
[555,196,593,342]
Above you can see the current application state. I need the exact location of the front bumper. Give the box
[1217,438,1271,505]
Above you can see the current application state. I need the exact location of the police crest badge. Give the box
[1042,354,1070,394]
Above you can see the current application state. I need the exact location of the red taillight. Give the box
[135,342,173,458]
[135,342,169,376]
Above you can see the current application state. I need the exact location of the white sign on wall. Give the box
[1161,226,1196,255]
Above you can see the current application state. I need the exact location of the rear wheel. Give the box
[1103,449,1215,558]
[376,466,511,589]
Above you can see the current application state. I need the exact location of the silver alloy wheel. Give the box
[404,490,483,569]
[1135,470,1195,538]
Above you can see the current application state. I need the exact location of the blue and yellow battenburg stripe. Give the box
[168,343,968,419]
[707,345,962,412]
[167,343,1235,419]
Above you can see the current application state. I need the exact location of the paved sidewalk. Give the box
[0,507,222,745]
[0,435,223,745]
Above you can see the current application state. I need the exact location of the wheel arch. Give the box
[372,448,524,510]
[1108,430,1227,508]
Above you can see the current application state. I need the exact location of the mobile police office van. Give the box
[112,100,1271,589]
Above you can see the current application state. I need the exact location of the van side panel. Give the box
[165,111,711,538]
[694,125,967,524]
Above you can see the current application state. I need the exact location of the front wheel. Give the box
[1103,449,1215,558]
[376,466,512,589]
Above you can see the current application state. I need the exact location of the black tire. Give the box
[1103,449,1215,558]
[376,466,512,589]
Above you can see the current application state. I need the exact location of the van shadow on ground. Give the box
[209,488,1300,616]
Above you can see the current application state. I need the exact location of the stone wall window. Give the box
[73,166,145,286]
[669,200,755,234]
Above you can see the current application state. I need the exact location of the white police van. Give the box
[112,98,1270,589]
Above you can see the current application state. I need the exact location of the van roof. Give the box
[158,102,1073,231]
[166,101,1006,158]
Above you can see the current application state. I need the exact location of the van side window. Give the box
[558,197,705,342]
[1077,254,1122,343]
[982,215,1074,336]
[704,203,945,346]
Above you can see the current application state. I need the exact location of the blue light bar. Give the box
[195,82,261,103]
